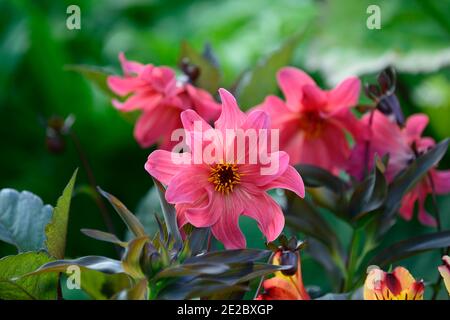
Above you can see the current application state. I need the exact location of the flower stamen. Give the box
[208,163,241,194]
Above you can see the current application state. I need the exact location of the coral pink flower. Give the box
[145,89,305,249]
[107,52,220,149]
[347,111,413,181]
[255,67,361,172]
[348,111,450,226]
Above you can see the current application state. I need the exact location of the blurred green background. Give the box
[1,0,449,298]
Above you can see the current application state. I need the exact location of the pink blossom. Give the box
[145,89,305,249]
[107,52,220,149]
[255,67,361,172]
[348,111,450,226]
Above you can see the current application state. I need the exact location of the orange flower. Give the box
[364,266,424,300]
[438,255,450,296]
[256,250,310,300]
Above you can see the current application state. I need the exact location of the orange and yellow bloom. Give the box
[256,250,310,300]
[364,266,424,300]
[438,255,450,296]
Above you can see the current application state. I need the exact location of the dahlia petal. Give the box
[215,88,246,132]
[184,192,221,228]
[242,110,270,131]
[134,107,181,148]
[263,165,305,198]
[399,192,417,221]
[242,192,284,243]
[405,114,429,142]
[327,76,361,112]
[277,67,315,112]
[301,84,327,111]
[165,167,210,204]
[118,52,145,75]
[239,151,290,186]
[107,76,146,96]
[185,84,221,121]
[145,150,192,185]
[431,170,450,194]
[112,91,162,112]
[417,195,437,227]
[211,194,245,249]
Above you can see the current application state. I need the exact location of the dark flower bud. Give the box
[179,57,200,84]
[364,67,404,126]
[280,250,298,276]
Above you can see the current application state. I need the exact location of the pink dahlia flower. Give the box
[255,67,361,172]
[107,52,220,149]
[348,111,450,226]
[145,89,305,249]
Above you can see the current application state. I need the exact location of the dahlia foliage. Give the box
[1,47,449,301]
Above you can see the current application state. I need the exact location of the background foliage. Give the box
[0,0,449,299]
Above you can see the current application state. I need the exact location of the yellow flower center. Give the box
[377,289,423,300]
[208,163,241,194]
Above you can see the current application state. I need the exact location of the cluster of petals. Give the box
[145,89,305,249]
[107,52,220,149]
[348,111,450,226]
[255,67,361,173]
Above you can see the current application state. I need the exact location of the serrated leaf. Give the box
[0,189,53,252]
[0,252,57,300]
[45,169,78,259]
[371,231,450,266]
[97,187,146,238]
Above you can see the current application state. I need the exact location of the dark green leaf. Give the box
[185,249,270,265]
[285,196,339,251]
[45,169,78,259]
[371,231,450,266]
[348,165,387,221]
[380,139,449,231]
[97,187,146,238]
[0,252,57,300]
[81,228,127,247]
[65,64,114,97]
[295,164,347,194]
[29,256,124,275]
[122,236,149,279]
[114,279,148,300]
[153,179,183,249]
